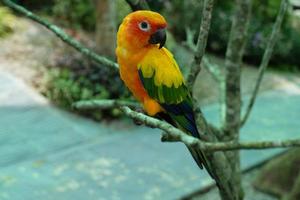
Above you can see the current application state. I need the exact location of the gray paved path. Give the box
[0,71,299,200]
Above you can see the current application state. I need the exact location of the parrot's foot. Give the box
[133,118,143,126]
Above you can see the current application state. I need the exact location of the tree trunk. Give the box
[94,0,116,57]
[223,0,252,199]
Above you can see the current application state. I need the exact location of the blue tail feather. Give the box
[161,101,200,138]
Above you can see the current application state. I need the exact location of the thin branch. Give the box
[2,0,118,70]
[213,139,300,151]
[187,0,214,89]
[162,133,300,152]
[73,99,140,110]
[125,0,150,11]
[74,99,300,152]
[241,0,288,126]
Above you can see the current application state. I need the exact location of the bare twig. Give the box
[187,0,214,89]
[125,0,150,11]
[74,99,300,152]
[2,0,118,70]
[241,0,288,126]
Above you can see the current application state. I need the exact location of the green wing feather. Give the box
[138,67,199,137]
[138,69,189,104]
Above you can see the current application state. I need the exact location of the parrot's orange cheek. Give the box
[143,98,162,116]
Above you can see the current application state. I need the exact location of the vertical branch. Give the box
[187,0,214,90]
[224,0,252,199]
[241,0,288,127]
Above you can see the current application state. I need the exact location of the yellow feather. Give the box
[138,47,184,88]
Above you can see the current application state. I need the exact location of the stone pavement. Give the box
[0,71,299,200]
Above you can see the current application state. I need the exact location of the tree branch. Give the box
[73,99,140,110]
[125,0,150,11]
[74,99,300,152]
[2,0,118,70]
[241,0,288,127]
[163,133,300,152]
[187,0,214,89]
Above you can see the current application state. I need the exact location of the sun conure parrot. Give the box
[116,10,207,169]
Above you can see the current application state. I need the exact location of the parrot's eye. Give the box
[138,21,150,32]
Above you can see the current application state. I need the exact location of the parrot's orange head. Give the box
[118,11,167,50]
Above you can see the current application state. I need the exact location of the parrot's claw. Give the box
[133,118,143,126]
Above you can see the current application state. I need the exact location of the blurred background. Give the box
[0,0,300,199]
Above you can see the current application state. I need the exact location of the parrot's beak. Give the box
[149,28,166,49]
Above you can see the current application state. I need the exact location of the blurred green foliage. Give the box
[244,0,299,66]
[0,7,16,37]
[12,0,53,11]
[51,0,131,30]
[43,63,129,120]
[44,68,108,109]
[52,0,95,30]
[162,0,299,68]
